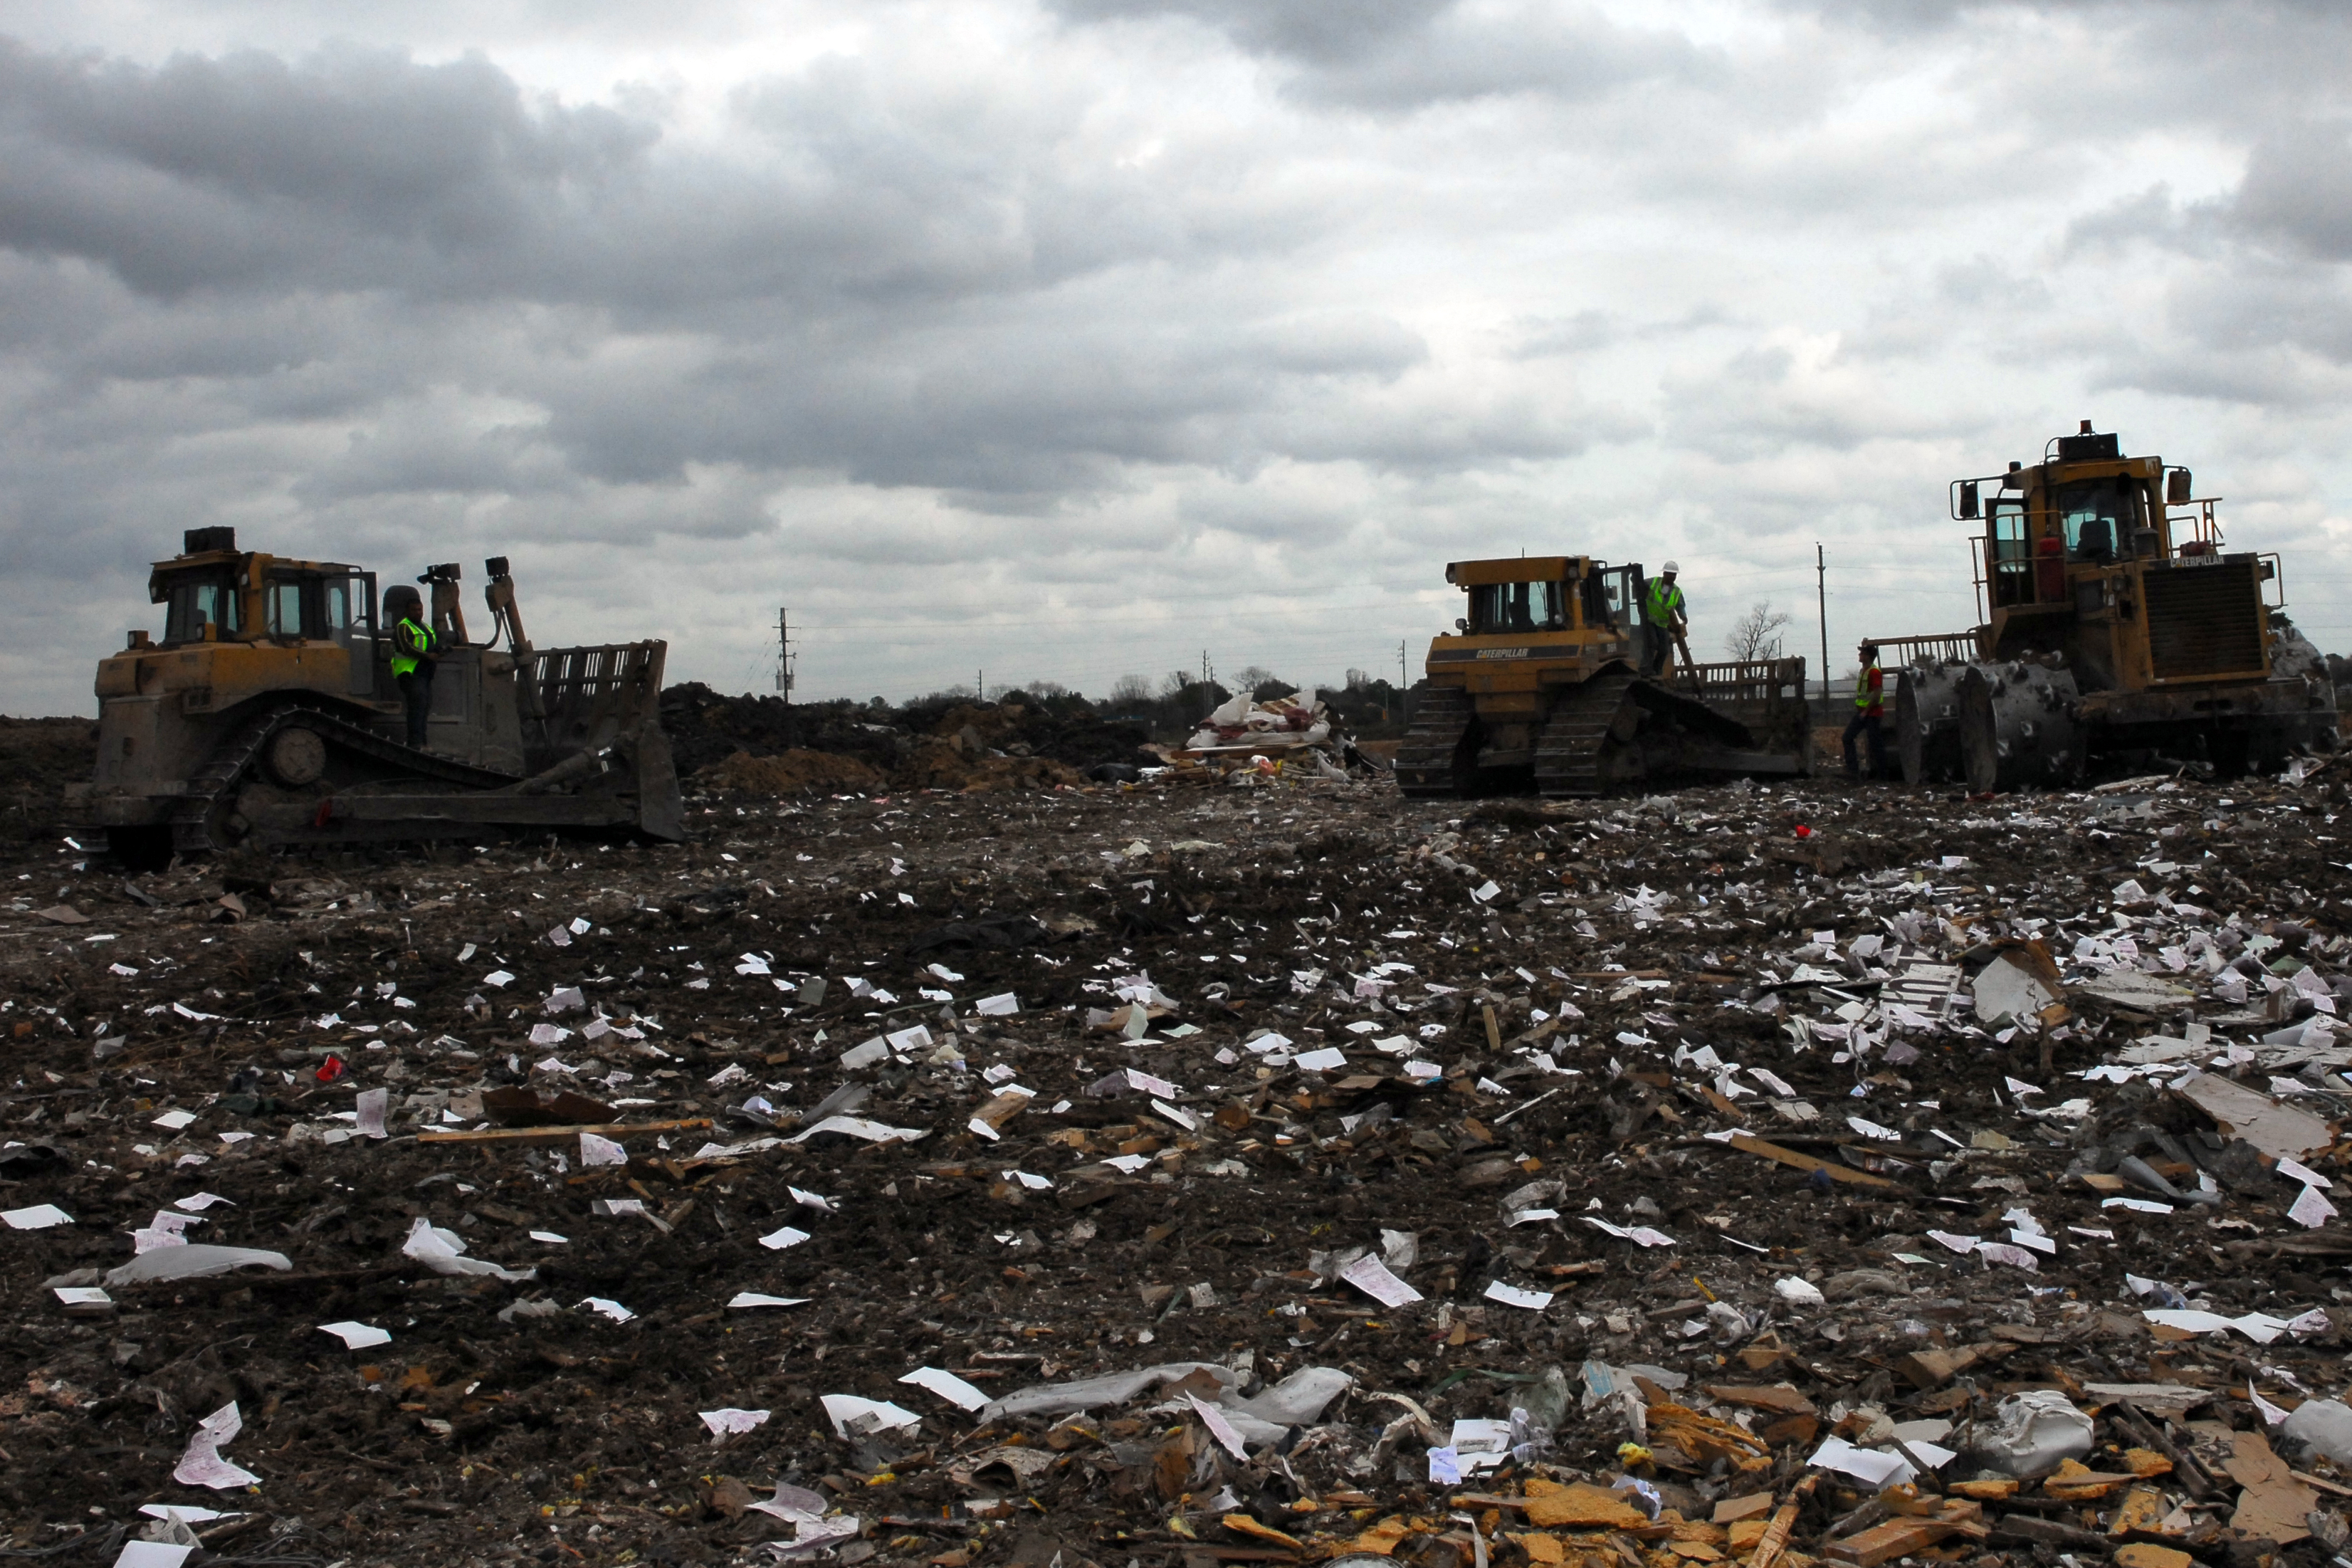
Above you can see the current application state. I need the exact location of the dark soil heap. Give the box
[0,715,100,845]
[664,685,1155,796]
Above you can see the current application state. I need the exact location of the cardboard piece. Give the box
[2223,1428,2316,1543]
[1520,1478,1651,1529]
[2174,1072,2332,1159]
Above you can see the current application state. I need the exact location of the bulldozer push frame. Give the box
[1879,421,2336,793]
[68,527,686,868]
[1394,554,1812,799]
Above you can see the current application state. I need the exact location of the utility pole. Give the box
[976,668,985,704]
[776,607,796,748]
[1815,544,1829,705]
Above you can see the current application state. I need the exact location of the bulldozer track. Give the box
[1393,686,1474,799]
[172,697,522,855]
[1533,673,1755,797]
[1533,670,1637,797]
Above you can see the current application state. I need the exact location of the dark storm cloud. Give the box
[1047,0,1711,111]
[0,40,1269,316]
[0,41,655,298]
[2234,122,2352,262]
[0,32,1530,549]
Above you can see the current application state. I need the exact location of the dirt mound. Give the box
[899,695,1156,772]
[695,748,886,795]
[658,684,903,779]
[0,715,100,843]
[896,736,1083,791]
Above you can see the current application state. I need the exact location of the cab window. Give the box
[2054,478,2141,562]
[266,579,308,638]
[1470,580,1565,633]
[1988,500,2031,606]
[161,575,242,642]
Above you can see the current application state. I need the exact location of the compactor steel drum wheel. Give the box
[1958,662,2080,794]
[1894,663,1968,786]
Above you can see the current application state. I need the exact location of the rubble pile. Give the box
[7,747,2352,1567]
[665,685,1159,796]
[0,715,102,846]
[1184,692,1333,754]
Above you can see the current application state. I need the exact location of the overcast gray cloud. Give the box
[3,0,2352,715]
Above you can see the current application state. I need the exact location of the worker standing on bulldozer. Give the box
[385,584,441,750]
[1641,562,1687,677]
[1844,641,1886,782]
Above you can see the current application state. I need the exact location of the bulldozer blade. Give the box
[629,722,686,842]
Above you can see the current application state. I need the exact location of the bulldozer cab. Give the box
[1464,577,1568,634]
[1442,556,1642,643]
[151,549,381,695]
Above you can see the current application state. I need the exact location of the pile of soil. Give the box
[661,685,905,780]
[0,715,100,843]
[893,740,1084,792]
[671,687,1152,796]
[894,698,1155,777]
[697,749,888,794]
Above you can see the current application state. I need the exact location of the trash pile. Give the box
[1165,688,1385,787]
[7,744,2352,1565]
[1183,690,1334,754]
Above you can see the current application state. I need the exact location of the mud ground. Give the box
[9,717,2352,1568]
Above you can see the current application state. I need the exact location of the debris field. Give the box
[10,744,2352,1568]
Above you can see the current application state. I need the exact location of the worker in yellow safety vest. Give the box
[384,584,441,750]
[1639,562,1686,677]
[1844,641,1887,782]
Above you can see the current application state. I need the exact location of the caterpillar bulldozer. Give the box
[1881,423,2336,792]
[1393,555,1812,798]
[67,527,686,868]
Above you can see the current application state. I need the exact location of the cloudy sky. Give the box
[5,0,2351,716]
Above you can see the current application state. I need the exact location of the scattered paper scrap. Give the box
[173,1401,259,1490]
[1338,1253,1423,1307]
[579,1132,629,1167]
[819,1394,921,1438]
[727,1292,813,1309]
[1484,1280,1554,1310]
[699,1407,772,1439]
[900,1366,991,1411]
[317,1321,392,1350]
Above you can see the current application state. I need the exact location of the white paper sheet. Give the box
[1338,1253,1423,1307]
[317,1321,392,1349]
[172,1401,260,1490]
[901,1366,991,1411]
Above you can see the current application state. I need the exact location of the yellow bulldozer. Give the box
[1393,555,1812,798]
[68,527,685,867]
[1879,422,2336,791]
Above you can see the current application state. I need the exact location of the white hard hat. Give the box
[1661,560,1680,574]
